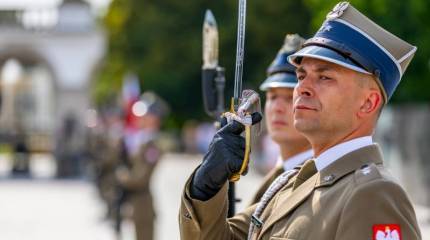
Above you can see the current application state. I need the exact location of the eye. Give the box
[269,94,277,101]
[320,75,332,80]
[283,95,293,103]
[297,74,305,81]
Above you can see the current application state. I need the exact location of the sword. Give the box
[201,6,260,216]
[232,0,247,111]
[228,0,261,182]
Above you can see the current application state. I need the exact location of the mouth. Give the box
[294,104,316,112]
[271,120,287,127]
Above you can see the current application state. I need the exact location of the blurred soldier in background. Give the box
[88,108,125,221]
[11,127,30,177]
[55,113,84,178]
[249,34,312,204]
[116,91,169,240]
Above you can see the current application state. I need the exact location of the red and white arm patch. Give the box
[373,224,401,240]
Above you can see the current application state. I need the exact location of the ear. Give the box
[357,90,382,118]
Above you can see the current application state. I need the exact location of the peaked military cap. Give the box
[288,2,417,101]
[259,34,305,91]
[139,91,170,118]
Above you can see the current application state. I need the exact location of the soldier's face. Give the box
[265,88,306,145]
[293,58,365,141]
[138,113,161,131]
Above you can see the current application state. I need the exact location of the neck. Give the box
[310,126,373,157]
[279,140,310,161]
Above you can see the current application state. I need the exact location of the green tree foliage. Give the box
[304,0,430,103]
[95,0,312,127]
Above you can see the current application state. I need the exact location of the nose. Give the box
[295,77,314,98]
[272,98,287,113]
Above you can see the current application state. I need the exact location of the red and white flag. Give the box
[122,73,141,131]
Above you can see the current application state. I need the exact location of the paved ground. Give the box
[0,153,429,239]
[0,154,126,240]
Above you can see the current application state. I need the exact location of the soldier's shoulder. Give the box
[347,163,413,209]
[352,163,402,189]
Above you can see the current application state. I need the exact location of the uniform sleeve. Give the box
[335,179,422,240]
[179,169,255,240]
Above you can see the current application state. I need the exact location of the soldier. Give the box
[11,128,30,177]
[93,109,124,220]
[179,2,421,240]
[55,114,83,178]
[250,34,312,204]
[116,91,169,240]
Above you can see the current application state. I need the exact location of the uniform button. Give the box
[323,174,335,182]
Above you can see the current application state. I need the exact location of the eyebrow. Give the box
[296,67,306,74]
[296,65,334,74]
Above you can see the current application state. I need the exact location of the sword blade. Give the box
[203,10,219,69]
[233,0,247,110]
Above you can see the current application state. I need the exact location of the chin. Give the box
[268,133,287,142]
[294,119,319,133]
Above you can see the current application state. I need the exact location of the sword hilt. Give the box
[227,96,252,183]
[229,123,251,182]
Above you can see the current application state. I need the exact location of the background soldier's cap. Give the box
[259,34,305,91]
[288,1,417,102]
[138,91,170,118]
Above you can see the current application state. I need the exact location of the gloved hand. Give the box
[190,112,262,201]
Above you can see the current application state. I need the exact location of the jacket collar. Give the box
[314,136,373,171]
[316,143,383,187]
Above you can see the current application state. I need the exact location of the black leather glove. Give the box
[190,112,262,201]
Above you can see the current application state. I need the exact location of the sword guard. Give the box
[229,124,251,182]
[225,89,261,182]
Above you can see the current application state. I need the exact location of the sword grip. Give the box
[229,124,251,182]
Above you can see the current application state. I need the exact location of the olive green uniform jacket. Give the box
[93,132,122,214]
[179,144,421,239]
[119,140,163,240]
